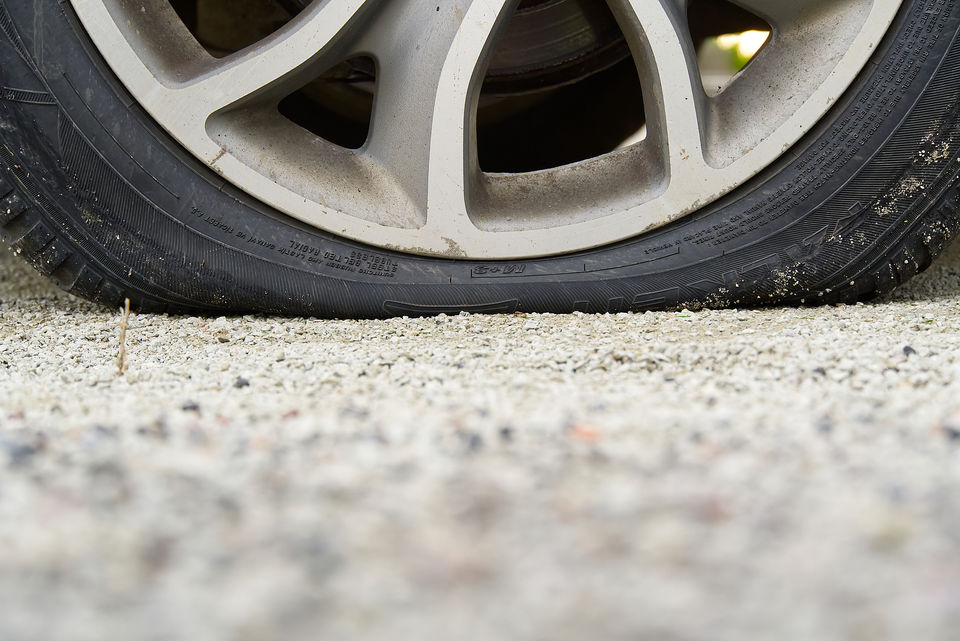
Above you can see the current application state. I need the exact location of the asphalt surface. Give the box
[1,243,960,641]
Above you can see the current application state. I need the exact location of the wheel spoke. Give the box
[727,0,834,28]
[175,0,371,119]
[609,0,711,184]
[355,0,516,237]
[71,0,372,163]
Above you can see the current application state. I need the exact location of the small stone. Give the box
[903,345,918,357]
[567,424,601,442]
[181,401,201,412]
[939,409,960,441]
[461,432,484,452]
[2,440,37,466]
[137,419,169,440]
[234,376,250,389]
[94,425,117,439]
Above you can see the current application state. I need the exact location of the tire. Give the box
[1,0,959,318]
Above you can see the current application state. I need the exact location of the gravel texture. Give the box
[2,244,960,641]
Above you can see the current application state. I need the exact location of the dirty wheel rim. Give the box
[70,0,903,259]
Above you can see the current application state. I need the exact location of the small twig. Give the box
[117,297,131,376]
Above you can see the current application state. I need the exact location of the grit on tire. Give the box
[0,0,959,317]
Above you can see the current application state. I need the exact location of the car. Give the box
[1,0,958,317]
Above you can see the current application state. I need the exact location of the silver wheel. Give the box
[71,0,901,259]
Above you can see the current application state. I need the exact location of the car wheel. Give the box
[1,0,959,316]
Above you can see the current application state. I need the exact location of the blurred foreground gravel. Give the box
[2,244,960,641]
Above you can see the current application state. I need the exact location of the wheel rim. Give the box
[70,0,903,259]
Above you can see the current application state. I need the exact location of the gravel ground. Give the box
[1,244,960,641]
